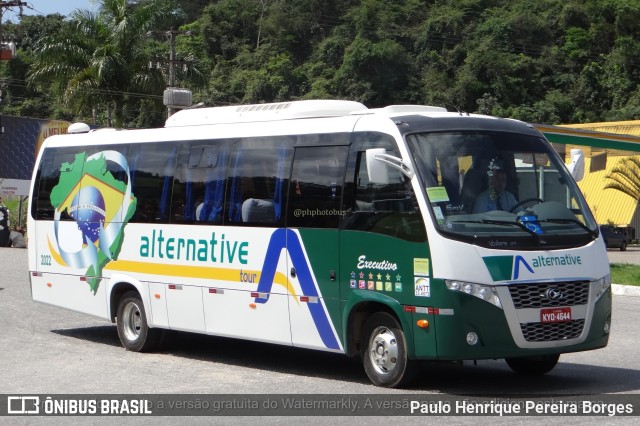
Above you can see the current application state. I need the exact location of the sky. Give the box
[3,0,97,21]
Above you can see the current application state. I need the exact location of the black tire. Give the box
[116,291,164,352]
[505,354,560,375]
[620,241,627,251]
[361,312,414,388]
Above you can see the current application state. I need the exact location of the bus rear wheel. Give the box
[361,312,414,388]
[116,291,163,352]
[505,354,560,375]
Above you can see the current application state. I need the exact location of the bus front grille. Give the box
[520,320,585,342]
[508,281,589,309]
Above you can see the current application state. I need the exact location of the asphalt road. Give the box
[607,245,640,265]
[1,247,639,425]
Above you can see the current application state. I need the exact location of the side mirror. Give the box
[365,148,415,185]
[566,148,584,182]
[366,148,389,184]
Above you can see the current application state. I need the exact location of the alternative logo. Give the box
[513,255,534,279]
[483,253,582,281]
[49,151,136,293]
[483,255,534,281]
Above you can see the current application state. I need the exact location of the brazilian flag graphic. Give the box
[49,151,137,293]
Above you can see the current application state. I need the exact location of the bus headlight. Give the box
[594,274,611,301]
[445,280,502,309]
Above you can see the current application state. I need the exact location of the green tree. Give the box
[0,15,69,119]
[28,0,168,127]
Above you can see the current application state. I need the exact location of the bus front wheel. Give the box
[505,354,560,375]
[116,291,163,352]
[361,312,414,388]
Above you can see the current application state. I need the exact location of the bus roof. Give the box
[164,100,448,127]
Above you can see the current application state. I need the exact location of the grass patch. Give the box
[1,196,28,232]
[610,263,640,286]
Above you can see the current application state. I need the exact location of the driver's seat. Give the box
[459,168,487,213]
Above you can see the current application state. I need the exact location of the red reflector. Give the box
[403,306,416,313]
[32,272,38,276]
[300,296,309,302]
[168,284,176,290]
[80,276,87,281]
[427,307,439,315]
[251,292,259,298]
[209,288,217,294]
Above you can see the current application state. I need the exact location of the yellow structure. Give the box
[559,121,640,233]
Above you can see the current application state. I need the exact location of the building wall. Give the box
[0,116,70,196]
[561,121,640,235]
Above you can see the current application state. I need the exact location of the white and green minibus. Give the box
[28,100,611,387]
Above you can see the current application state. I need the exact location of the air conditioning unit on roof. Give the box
[164,88,193,108]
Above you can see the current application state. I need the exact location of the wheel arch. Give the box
[342,291,414,358]
[107,274,148,324]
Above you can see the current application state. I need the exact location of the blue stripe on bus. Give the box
[255,228,340,350]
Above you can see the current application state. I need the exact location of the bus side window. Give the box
[287,146,348,229]
[31,148,96,221]
[226,138,293,227]
[128,142,177,224]
[342,133,426,242]
[173,141,229,225]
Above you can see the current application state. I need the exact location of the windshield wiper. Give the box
[537,218,598,239]
[450,220,547,245]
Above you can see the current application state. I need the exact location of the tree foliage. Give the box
[26,0,171,126]
[1,0,640,127]
[605,157,640,200]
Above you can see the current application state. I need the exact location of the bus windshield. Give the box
[406,131,598,249]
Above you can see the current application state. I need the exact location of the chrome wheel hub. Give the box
[368,327,398,375]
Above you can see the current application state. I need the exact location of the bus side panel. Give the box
[203,288,291,345]
[31,272,109,319]
[32,220,109,319]
[165,283,206,332]
[147,282,169,328]
[290,229,343,352]
[339,230,433,358]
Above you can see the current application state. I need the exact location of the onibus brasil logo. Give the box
[49,151,136,293]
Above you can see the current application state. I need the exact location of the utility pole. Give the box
[0,1,26,59]
[0,1,28,40]
[148,29,193,117]
[0,1,27,136]
[166,29,186,116]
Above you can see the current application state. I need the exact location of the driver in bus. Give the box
[473,159,517,213]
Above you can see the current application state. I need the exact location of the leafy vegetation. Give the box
[610,263,640,286]
[1,195,28,233]
[605,157,640,200]
[1,0,640,128]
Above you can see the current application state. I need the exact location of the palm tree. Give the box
[28,0,169,127]
[604,156,640,201]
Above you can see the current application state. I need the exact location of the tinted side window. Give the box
[287,146,348,228]
[226,137,293,226]
[128,143,178,223]
[32,145,135,226]
[342,132,426,242]
[172,140,230,225]
[31,147,106,220]
[32,148,79,220]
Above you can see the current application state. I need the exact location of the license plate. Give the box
[540,307,572,323]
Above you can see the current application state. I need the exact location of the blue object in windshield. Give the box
[518,215,543,234]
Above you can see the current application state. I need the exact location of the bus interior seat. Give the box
[241,198,275,223]
[459,168,488,213]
